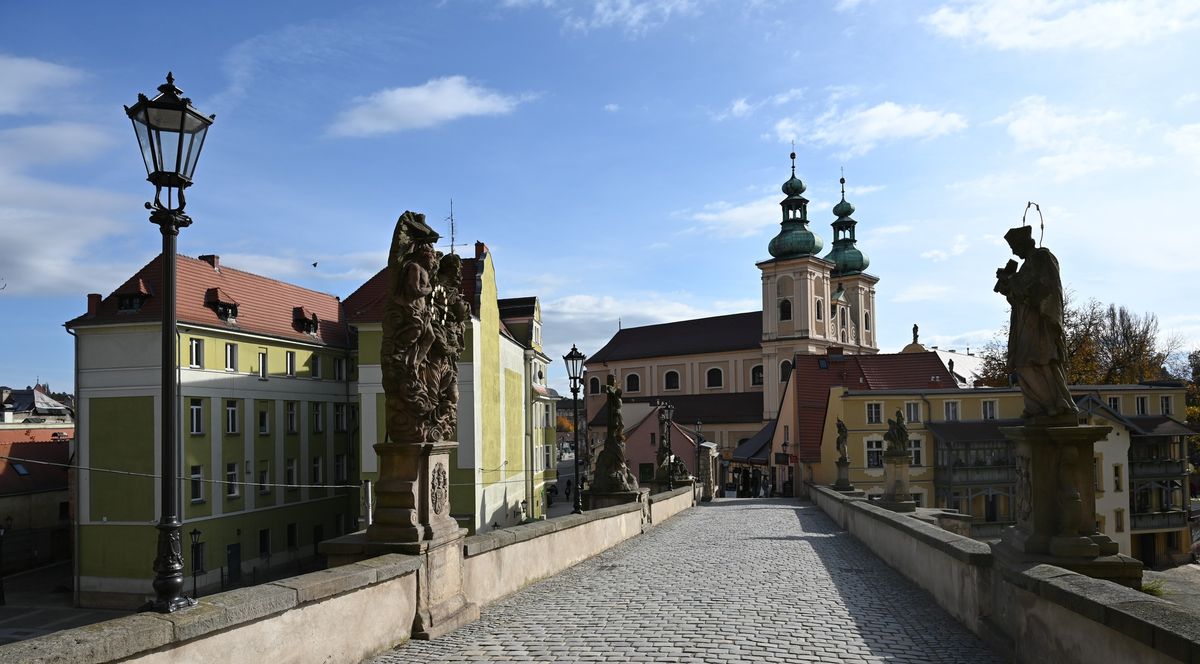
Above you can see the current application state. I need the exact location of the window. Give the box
[779,299,792,321]
[783,425,790,445]
[1113,464,1123,492]
[866,402,882,424]
[650,432,656,448]
[779,360,792,381]
[225,343,238,371]
[334,357,347,381]
[626,373,641,393]
[190,465,204,502]
[258,408,270,435]
[257,461,271,494]
[639,463,655,483]
[1107,396,1120,413]
[311,355,322,379]
[815,299,823,320]
[335,403,348,432]
[1160,396,1172,415]
[1114,508,1125,533]
[864,311,871,331]
[189,399,204,435]
[664,370,680,391]
[313,402,324,433]
[285,351,296,377]
[944,401,960,421]
[905,402,920,424]
[1136,396,1148,415]
[225,400,239,434]
[286,402,298,434]
[543,444,552,470]
[1093,455,1102,491]
[589,377,600,394]
[286,458,298,487]
[258,350,268,379]
[910,438,923,466]
[981,400,997,420]
[259,529,271,558]
[866,439,884,468]
[335,453,348,482]
[226,462,239,497]
[705,367,723,389]
[751,365,763,387]
[286,523,298,549]
[311,456,324,484]
[189,338,204,368]
[192,540,206,575]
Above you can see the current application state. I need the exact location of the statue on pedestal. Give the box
[591,375,639,493]
[883,410,909,455]
[835,419,849,462]
[994,224,1077,423]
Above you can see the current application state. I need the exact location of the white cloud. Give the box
[779,102,967,157]
[1176,92,1200,107]
[563,0,701,34]
[604,103,621,112]
[219,250,388,284]
[893,283,953,302]
[923,0,1200,51]
[0,123,115,167]
[714,88,803,121]
[0,54,82,115]
[685,195,780,238]
[920,234,969,261]
[844,184,884,196]
[329,76,529,137]
[995,96,1152,181]
[1167,123,1200,170]
[834,0,865,11]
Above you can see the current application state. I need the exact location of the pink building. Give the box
[620,403,699,485]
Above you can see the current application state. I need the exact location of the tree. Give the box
[975,298,1178,388]
[556,414,574,433]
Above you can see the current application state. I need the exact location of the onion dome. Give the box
[824,175,869,276]
[768,152,824,259]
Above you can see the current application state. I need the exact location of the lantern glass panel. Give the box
[182,124,208,180]
[131,115,155,175]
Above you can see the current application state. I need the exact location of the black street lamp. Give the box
[659,402,675,490]
[695,419,703,494]
[563,345,586,514]
[189,528,202,599]
[126,73,214,613]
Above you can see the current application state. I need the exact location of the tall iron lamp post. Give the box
[563,345,586,514]
[695,419,703,494]
[659,402,675,490]
[126,73,214,613]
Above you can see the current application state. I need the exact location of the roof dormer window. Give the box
[205,288,240,322]
[118,294,146,312]
[293,307,319,334]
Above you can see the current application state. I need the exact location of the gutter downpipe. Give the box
[65,325,80,608]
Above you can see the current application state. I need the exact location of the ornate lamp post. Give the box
[563,345,586,514]
[658,402,675,490]
[126,73,214,613]
[695,419,703,487]
[0,516,11,606]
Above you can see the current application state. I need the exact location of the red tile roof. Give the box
[793,351,955,463]
[66,254,350,348]
[0,427,73,446]
[342,242,486,325]
[0,441,69,496]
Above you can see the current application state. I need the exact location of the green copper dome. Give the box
[782,175,806,197]
[825,177,869,275]
[769,219,823,258]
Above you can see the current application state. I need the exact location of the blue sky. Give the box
[3,0,1200,394]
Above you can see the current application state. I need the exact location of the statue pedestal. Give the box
[342,440,478,639]
[879,451,915,513]
[832,458,855,491]
[994,422,1140,588]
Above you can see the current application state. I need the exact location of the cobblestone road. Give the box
[370,499,1003,664]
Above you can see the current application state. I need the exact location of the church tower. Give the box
[758,157,880,419]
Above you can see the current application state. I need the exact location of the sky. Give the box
[2,0,1200,395]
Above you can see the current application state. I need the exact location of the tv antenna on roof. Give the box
[446,198,456,255]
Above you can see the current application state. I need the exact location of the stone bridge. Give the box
[4,487,1197,663]
[372,498,1000,663]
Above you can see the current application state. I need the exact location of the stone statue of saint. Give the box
[591,375,638,493]
[381,211,467,444]
[883,410,908,454]
[835,418,849,462]
[995,225,1077,422]
[912,323,919,345]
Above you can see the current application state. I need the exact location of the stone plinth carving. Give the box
[590,375,639,494]
[878,411,915,512]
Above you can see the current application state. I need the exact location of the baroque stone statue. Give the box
[995,225,1077,422]
[381,211,469,444]
[883,410,908,454]
[591,375,639,493]
[835,418,849,462]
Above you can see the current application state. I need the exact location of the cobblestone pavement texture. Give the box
[369,498,1004,663]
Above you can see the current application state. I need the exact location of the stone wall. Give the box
[809,483,1200,663]
[648,485,695,525]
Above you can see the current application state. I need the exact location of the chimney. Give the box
[87,293,102,316]
[198,254,220,270]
